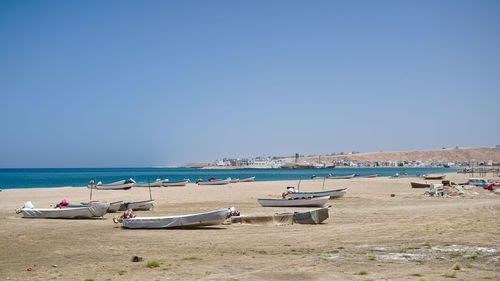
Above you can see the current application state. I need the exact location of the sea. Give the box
[0,167,457,189]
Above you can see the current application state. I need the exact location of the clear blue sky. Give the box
[1,1,499,168]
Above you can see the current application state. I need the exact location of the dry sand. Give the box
[0,173,499,280]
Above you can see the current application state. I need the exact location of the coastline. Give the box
[1,172,499,280]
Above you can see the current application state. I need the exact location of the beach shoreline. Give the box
[1,172,499,280]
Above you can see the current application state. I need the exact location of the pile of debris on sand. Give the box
[424,182,497,198]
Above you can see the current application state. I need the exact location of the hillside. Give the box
[285,147,500,164]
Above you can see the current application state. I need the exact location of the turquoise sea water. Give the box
[0,167,456,189]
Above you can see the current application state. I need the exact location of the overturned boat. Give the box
[239,176,255,182]
[231,206,330,225]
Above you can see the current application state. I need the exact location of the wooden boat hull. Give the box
[121,209,230,229]
[411,182,431,188]
[22,203,109,219]
[326,174,355,179]
[162,179,189,186]
[239,177,255,182]
[120,200,155,211]
[257,196,329,207]
[286,188,347,199]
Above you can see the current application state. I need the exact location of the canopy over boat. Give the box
[120,208,231,229]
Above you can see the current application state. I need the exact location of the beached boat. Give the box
[356,174,378,178]
[87,183,134,190]
[120,200,155,211]
[326,174,355,179]
[133,181,163,187]
[18,202,109,218]
[230,178,240,183]
[286,188,347,199]
[162,179,189,187]
[239,176,255,182]
[257,196,329,207]
[197,178,231,185]
[424,175,445,180]
[292,206,330,224]
[119,208,230,229]
[63,200,123,213]
[87,178,135,190]
[410,182,431,188]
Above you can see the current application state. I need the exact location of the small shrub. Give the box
[422,243,431,248]
[453,263,462,270]
[467,254,478,259]
[367,255,376,261]
[337,246,344,250]
[410,273,424,277]
[182,257,202,261]
[442,272,457,278]
[118,270,127,275]
[145,261,160,268]
[257,250,267,254]
[356,271,368,275]
[390,194,396,197]
[84,279,95,281]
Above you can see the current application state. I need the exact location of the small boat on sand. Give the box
[120,200,155,211]
[197,178,231,185]
[326,174,355,179]
[230,178,240,183]
[63,200,123,213]
[356,174,378,178]
[410,182,431,188]
[424,175,445,180]
[87,178,135,190]
[133,181,163,187]
[231,206,331,225]
[162,179,189,186]
[239,176,255,182]
[118,208,231,229]
[292,206,330,224]
[286,188,347,199]
[257,196,329,207]
[18,202,109,219]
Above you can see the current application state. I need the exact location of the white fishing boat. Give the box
[119,208,231,229]
[239,176,255,182]
[18,202,109,219]
[87,178,135,190]
[133,181,163,187]
[63,200,123,213]
[230,178,240,183]
[162,179,189,186]
[286,188,347,199]
[120,200,155,211]
[325,174,355,179]
[257,196,329,207]
[87,183,134,190]
[197,178,231,185]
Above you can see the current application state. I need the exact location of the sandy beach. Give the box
[1,172,499,280]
